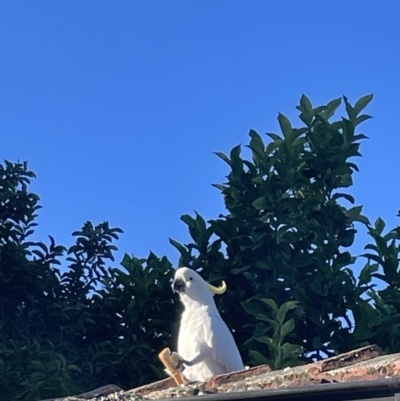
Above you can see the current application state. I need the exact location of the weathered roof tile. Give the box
[41,345,400,401]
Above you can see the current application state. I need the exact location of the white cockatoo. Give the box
[172,267,244,382]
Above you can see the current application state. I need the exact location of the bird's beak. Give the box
[172,277,185,293]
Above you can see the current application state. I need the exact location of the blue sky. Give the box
[1,1,399,274]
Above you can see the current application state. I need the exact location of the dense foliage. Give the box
[1,95,399,400]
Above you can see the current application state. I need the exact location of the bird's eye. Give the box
[189,277,193,281]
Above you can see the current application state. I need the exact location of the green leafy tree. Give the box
[0,161,176,399]
[0,161,77,400]
[171,94,374,367]
[353,215,400,351]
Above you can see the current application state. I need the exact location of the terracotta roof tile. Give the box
[41,345,400,401]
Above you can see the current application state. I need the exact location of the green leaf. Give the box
[280,318,295,338]
[343,95,355,120]
[332,193,355,204]
[374,217,386,235]
[252,197,269,210]
[278,113,292,140]
[364,244,378,252]
[254,314,279,333]
[267,132,283,142]
[358,263,379,286]
[280,342,302,362]
[352,133,368,142]
[346,206,370,224]
[353,94,373,117]
[356,214,370,225]
[230,144,242,160]
[300,94,312,115]
[259,298,279,313]
[214,151,231,166]
[230,144,243,172]
[181,214,196,229]
[355,114,373,127]
[241,299,263,317]
[321,97,341,120]
[248,349,270,365]
[169,238,189,258]
[362,253,382,264]
[338,228,356,247]
[298,94,313,126]
[340,173,353,188]
[231,266,250,275]
[276,301,299,325]
[334,252,352,268]
[67,364,82,373]
[313,105,326,115]
[211,183,227,192]
[195,212,206,233]
[255,335,273,346]
[276,225,289,244]
[248,129,265,162]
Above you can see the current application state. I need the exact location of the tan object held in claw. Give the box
[158,347,187,386]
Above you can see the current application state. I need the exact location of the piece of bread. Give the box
[158,347,187,386]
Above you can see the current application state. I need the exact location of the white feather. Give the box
[173,267,243,382]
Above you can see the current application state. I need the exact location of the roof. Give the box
[43,345,400,401]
